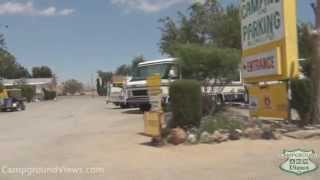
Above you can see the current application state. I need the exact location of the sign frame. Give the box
[241,0,299,83]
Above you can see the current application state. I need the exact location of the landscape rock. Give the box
[275,128,289,134]
[261,124,274,140]
[210,131,229,143]
[169,128,187,145]
[244,127,263,140]
[273,133,282,140]
[280,124,299,132]
[229,129,242,140]
[186,133,198,144]
[284,130,320,139]
[200,131,211,143]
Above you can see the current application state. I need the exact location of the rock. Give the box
[281,124,299,132]
[186,133,198,144]
[273,133,282,140]
[200,131,211,143]
[210,131,229,143]
[169,128,187,145]
[275,128,289,134]
[244,127,263,140]
[284,130,320,139]
[229,129,242,140]
[304,126,317,130]
[261,124,274,140]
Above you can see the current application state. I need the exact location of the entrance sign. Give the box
[241,0,299,82]
[248,83,288,119]
[242,48,281,78]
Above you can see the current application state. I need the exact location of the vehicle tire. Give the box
[139,104,151,112]
[20,102,26,111]
[120,104,128,109]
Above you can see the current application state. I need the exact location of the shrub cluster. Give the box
[290,79,313,124]
[19,85,35,102]
[169,80,202,128]
[199,114,244,134]
[42,88,57,100]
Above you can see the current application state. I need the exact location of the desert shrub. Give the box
[0,82,4,92]
[169,80,202,128]
[43,88,57,100]
[199,114,244,134]
[19,85,35,102]
[291,79,313,124]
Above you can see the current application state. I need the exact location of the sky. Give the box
[0,0,316,84]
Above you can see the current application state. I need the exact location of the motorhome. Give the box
[126,58,246,111]
[106,75,132,108]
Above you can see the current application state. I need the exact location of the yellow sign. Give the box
[0,89,8,99]
[248,83,288,119]
[241,0,299,82]
[144,111,162,137]
[147,74,162,111]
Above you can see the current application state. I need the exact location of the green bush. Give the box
[291,79,313,124]
[19,85,35,102]
[200,114,244,134]
[169,80,202,128]
[43,88,57,100]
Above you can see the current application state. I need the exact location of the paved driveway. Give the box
[0,96,319,180]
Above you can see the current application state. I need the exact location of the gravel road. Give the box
[0,96,319,180]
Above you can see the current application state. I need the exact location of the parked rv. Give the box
[125,58,246,111]
[106,75,130,108]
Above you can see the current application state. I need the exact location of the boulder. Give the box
[261,124,274,140]
[210,131,229,143]
[273,132,282,140]
[169,128,187,145]
[186,133,198,144]
[200,131,211,143]
[229,129,242,140]
[244,127,263,140]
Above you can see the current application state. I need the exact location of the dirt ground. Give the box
[0,96,319,180]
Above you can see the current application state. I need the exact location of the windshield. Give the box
[131,63,173,81]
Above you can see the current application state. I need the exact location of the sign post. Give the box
[241,0,299,119]
[143,74,163,143]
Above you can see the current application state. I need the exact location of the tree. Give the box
[97,71,113,96]
[298,23,314,78]
[311,1,320,123]
[114,55,145,76]
[32,66,53,78]
[174,43,240,85]
[130,55,145,75]
[115,64,130,76]
[0,49,30,79]
[159,0,240,56]
[62,79,83,95]
[96,78,102,96]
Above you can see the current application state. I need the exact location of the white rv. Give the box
[125,58,246,111]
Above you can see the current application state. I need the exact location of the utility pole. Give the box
[311,0,320,123]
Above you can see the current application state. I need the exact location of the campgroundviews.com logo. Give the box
[280,149,318,175]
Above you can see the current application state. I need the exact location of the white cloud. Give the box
[0,1,75,16]
[110,0,198,13]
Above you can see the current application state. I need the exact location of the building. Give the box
[0,78,56,100]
